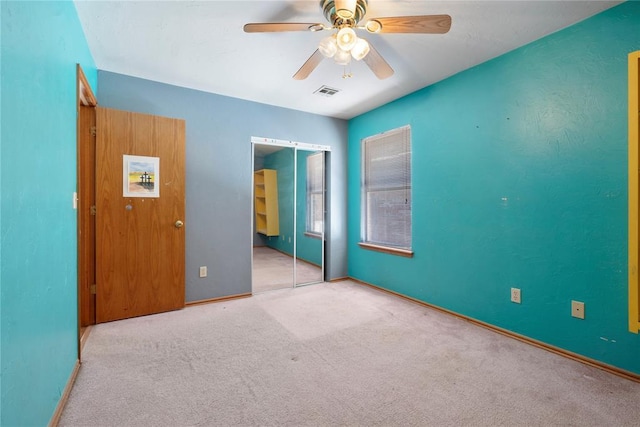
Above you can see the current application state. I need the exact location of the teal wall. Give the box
[264,148,295,255]
[348,2,640,374]
[1,1,96,425]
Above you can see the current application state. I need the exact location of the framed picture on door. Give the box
[123,155,160,198]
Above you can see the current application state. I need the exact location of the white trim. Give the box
[293,149,298,285]
[251,136,331,152]
[250,143,256,294]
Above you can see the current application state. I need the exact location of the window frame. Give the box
[360,125,413,257]
[305,151,324,238]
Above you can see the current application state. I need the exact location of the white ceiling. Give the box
[74,0,621,120]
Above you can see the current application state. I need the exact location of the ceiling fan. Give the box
[244,0,451,80]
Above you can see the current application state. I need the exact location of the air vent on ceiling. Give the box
[314,85,340,97]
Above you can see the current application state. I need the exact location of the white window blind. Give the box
[362,126,411,250]
[306,152,324,235]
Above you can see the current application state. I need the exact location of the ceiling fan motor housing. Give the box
[321,0,368,27]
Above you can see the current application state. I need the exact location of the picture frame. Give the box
[123,155,160,198]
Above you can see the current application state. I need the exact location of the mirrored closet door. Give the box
[294,149,324,287]
[252,144,295,292]
[251,139,328,293]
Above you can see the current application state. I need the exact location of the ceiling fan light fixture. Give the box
[333,48,351,65]
[318,35,338,58]
[364,19,382,33]
[336,27,357,51]
[247,0,448,81]
[351,38,370,60]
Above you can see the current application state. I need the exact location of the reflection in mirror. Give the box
[295,150,324,286]
[252,144,294,292]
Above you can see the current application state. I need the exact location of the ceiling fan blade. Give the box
[293,49,325,80]
[244,23,323,33]
[362,44,394,80]
[366,15,452,34]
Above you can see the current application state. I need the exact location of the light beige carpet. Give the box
[60,281,640,426]
[252,246,322,293]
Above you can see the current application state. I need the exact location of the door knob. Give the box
[175,220,184,228]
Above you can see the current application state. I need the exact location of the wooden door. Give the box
[96,107,186,323]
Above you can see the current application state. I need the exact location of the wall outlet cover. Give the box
[571,300,585,319]
[511,287,521,304]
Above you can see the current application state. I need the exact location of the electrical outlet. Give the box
[511,287,521,304]
[199,266,207,278]
[571,300,585,319]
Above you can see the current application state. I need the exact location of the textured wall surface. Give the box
[348,2,640,374]
[98,72,348,302]
[1,1,97,425]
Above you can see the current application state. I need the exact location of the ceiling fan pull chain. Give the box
[342,64,353,79]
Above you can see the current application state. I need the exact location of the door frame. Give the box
[76,64,98,360]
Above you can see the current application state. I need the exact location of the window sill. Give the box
[358,242,414,258]
[304,232,323,240]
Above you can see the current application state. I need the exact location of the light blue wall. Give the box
[98,72,348,302]
[348,2,640,374]
[1,1,97,425]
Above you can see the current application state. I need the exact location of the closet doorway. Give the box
[251,137,329,293]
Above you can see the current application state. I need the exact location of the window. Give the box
[361,125,412,256]
[306,152,324,235]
